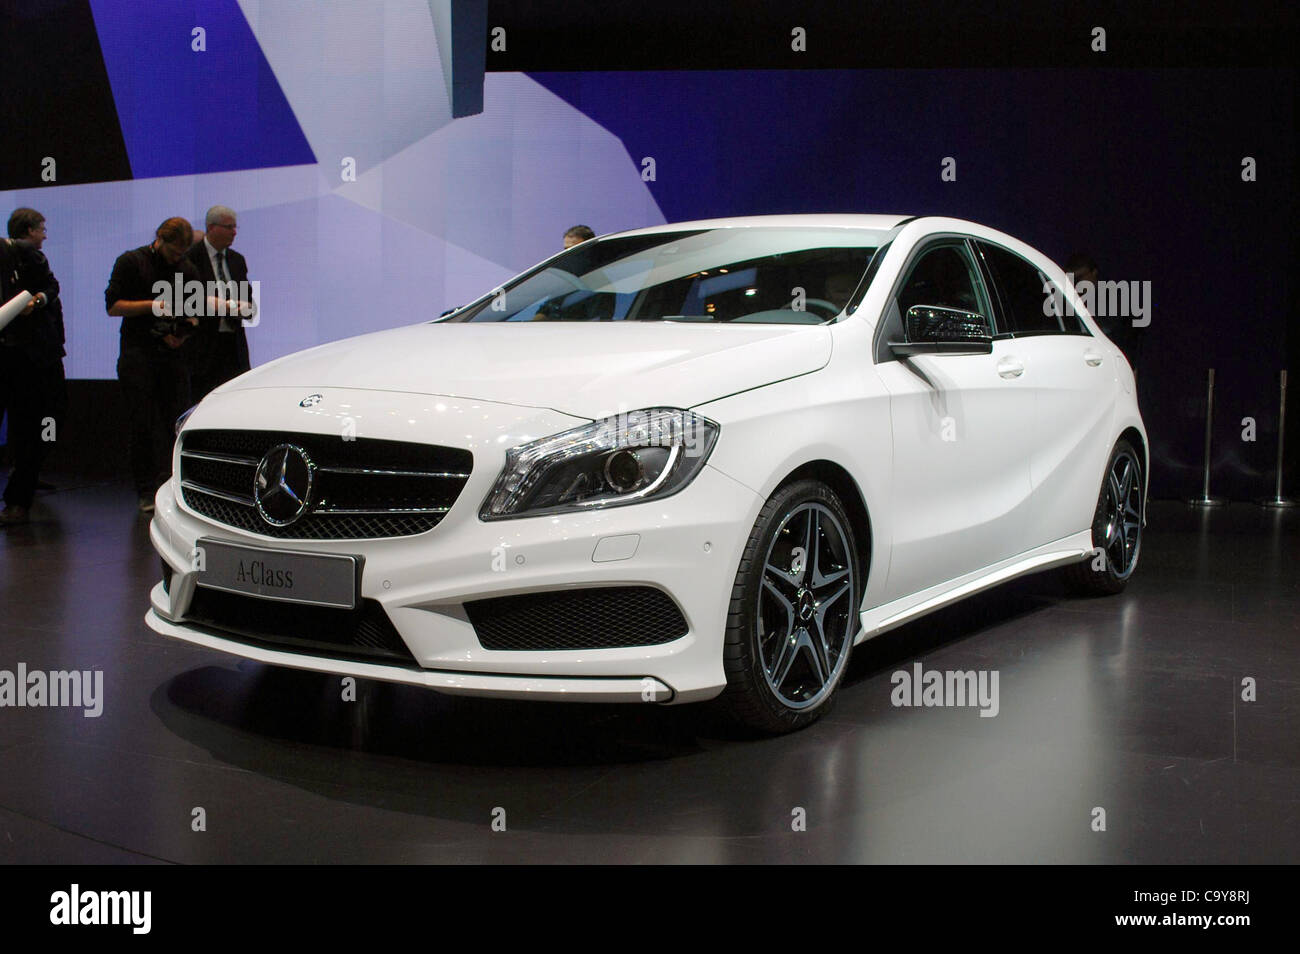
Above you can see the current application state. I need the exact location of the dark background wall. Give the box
[3,2,1296,504]
[531,69,1297,502]
[42,68,1297,501]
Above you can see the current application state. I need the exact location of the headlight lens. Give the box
[480,408,719,520]
[175,404,197,436]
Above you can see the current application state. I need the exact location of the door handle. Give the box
[996,357,1024,379]
[1084,351,1104,367]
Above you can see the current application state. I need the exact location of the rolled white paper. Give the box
[0,290,35,334]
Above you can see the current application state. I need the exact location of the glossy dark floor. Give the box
[1,481,1297,863]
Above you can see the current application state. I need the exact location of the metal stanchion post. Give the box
[1260,369,1296,508]
[1188,368,1226,507]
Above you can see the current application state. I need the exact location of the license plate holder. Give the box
[195,537,359,610]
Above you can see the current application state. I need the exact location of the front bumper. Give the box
[146,387,761,704]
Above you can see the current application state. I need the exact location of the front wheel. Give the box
[1062,439,1144,595]
[714,479,862,734]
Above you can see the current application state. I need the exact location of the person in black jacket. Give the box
[0,238,16,499]
[106,217,201,513]
[0,213,62,525]
[185,205,255,400]
[7,209,67,493]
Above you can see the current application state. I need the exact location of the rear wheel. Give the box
[715,479,862,734]
[1062,439,1143,595]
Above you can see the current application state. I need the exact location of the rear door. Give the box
[974,240,1118,545]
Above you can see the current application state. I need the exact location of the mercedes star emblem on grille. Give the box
[253,444,316,526]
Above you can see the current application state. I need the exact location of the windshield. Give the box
[448,227,891,324]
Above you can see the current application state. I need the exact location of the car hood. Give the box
[222,321,832,418]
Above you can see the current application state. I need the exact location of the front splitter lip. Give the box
[145,591,679,704]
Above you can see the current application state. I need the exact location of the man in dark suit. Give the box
[185,205,255,400]
[1,211,63,525]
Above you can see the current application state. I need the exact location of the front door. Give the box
[874,239,1037,602]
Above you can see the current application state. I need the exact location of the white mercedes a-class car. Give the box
[148,214,1146,733]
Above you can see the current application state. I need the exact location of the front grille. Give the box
[185,588,418,666]
[179,429,472,539]
[465,586,689,651]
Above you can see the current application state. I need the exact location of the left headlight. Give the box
[480,407,720,520]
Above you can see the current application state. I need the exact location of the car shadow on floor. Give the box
[840,570,1069,689]
[154,662,710,768]
[153,570,1072,764]
[141,570,1081,833]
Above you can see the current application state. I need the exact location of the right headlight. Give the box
[480,407,720,520]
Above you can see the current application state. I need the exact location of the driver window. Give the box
[897,244,987,318]
[874,240,992,363]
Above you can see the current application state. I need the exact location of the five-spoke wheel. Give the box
[717,479,861,733]
[1063,439,1144,595]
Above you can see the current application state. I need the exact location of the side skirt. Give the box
[856,530,1093,642]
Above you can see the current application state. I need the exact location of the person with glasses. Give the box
[8,210,66,496]
[185,205,255,400]
[0,209,63,525]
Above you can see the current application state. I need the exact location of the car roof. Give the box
[605,213,915,237]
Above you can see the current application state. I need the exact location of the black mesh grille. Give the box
[179,429,472,540]
[465,587,689,651]
[185,588,417,666]
[183,454,252,493]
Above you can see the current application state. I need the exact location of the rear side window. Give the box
[978,242,1084,335]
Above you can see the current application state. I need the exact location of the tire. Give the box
[714,479,862,734]
[1062,439,1144,596]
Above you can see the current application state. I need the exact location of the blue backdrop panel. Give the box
[87,0,314,179]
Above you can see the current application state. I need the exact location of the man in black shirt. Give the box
[0,213,62,526]
[106,217,201,512]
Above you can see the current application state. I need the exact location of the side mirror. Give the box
[888,305,993,356]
